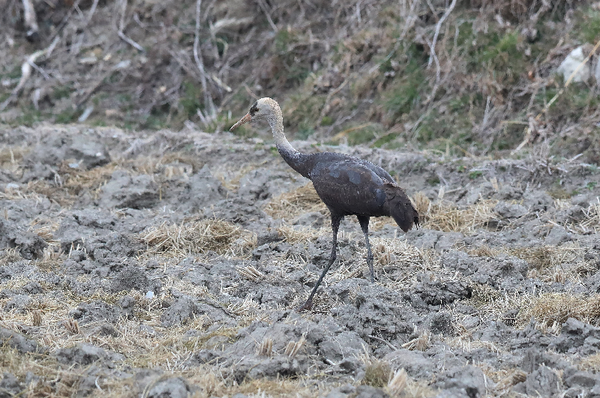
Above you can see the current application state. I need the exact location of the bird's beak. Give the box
[230,113,252,131]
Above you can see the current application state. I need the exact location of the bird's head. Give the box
[230,97,280,131]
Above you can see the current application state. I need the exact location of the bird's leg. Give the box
[298,213,342,312]
[357,216,374,283]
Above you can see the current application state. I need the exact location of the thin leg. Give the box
[357,215,374,283]
[298,213,343,311]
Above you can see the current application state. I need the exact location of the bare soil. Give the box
[1,123,600,397]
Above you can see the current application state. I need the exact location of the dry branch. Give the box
[48,0,81,43]
[85,0,100,26]
[22,0,39,38]
[0,36,60,112]
[118,0,144,52]
[368,0,419,74]
[427,0,458,105]
[257,0,278,32]
[512,38,600,154]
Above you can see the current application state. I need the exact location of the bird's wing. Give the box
[309,158,388,217]
[356,158,394,183]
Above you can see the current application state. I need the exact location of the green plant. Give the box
[482,31,521,64]
[55,109,78,124]
[52,85,73,100]
[427,175,440,185]
[383,44,427,123]
[346,124,383,146]
[578,9,600,43]
[469,170,483,179]
[180,81,202,119]
[320,116,334,126]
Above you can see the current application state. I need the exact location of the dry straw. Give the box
[518,293,600,328]
[142,218,256,257]
[415,193,498,233]
[264,183,326,221]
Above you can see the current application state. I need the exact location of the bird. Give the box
[230,98,419,311]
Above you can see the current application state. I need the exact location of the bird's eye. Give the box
[250,105,259,116]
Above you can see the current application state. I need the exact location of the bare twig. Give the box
[512,38,600,154]
[428,0,457,68]
[22,0,39,38]
[425,35,441,103]
[49,0,81,43]
[27,58,50,80]
[85,0,100,26]
[426,0,458,105]
[118,31,145,52]
[0,36,60,111]
[368,334,398,350]
[319,78,349,120]
[76,69,113,108]
[368,0,419,74]
[118,0,145,52]
[257,0,278,32]
[193,0,216,124]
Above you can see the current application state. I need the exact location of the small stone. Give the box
[147,377,190,398]
[494,202,528,219]
[557,46,590,83]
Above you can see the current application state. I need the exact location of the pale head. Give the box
[230,97,282,131]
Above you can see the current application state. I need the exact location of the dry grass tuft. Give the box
[277,225,324,244]
[362,359,392,388]
[63,318,80,335]
[574,201,600,233]
[580,352,600,373]
[419,200,499,233]
[142,218,256,257]
[518,293,600,328]
[373,239,426,268]
[0,146,29,166]
[238,265,265,281]
[284,336,306,358]
[486,368,527,395]
[31,310,42,326]
[257,337,274,357]
[385,368,436,398]
[387,368,408,397]
[264,183,326,221]
[401,331,430,351]
[511,245,581,271]
[412,192,431,218]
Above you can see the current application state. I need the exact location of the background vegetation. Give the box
[1,0,599,162]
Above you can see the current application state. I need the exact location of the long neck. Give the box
[268,113,295,154]
[268,113,310,178]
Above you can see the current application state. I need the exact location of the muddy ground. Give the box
[1,123,600,397]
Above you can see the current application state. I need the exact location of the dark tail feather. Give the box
[384,183,419,232]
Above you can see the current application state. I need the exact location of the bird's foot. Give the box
[298,298,313,312]
[368,271,376,283]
